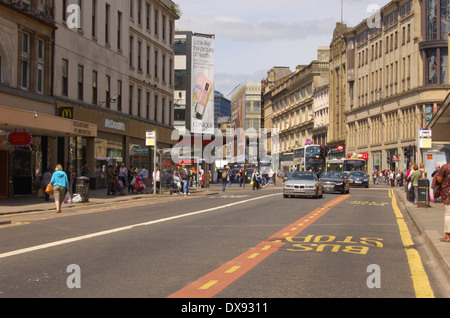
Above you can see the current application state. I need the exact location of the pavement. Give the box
[1,181,449,288]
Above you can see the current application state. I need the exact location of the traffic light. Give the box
[319,146,325,159]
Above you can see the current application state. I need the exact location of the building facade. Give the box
[268,48,330,155]
[343,0,449,176]
[53,0,179,187]
[0,0,94,197]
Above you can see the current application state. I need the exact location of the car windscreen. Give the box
[349,172,366,177]
[289,173,317,181]
[323,172,345,178]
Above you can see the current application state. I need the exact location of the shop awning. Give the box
[0,105,97,137]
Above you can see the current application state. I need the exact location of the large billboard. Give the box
[191,34,215,135]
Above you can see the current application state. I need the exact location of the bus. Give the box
[280,152,294,172]
[293,145,326,173]
[326,158,367,173]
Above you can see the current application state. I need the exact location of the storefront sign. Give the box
[59,107,74,119]
[7,130,32,147]
[104,119,125,131]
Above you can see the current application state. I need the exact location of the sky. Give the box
[175,0,391,99]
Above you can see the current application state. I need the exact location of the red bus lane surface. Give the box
[168,194,350,298]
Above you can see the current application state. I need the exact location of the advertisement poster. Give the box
[191,34,215,135]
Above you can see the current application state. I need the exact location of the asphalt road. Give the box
[0,185,447,301]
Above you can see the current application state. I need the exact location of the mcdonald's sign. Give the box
[58,107,73,119]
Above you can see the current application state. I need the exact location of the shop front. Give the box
[57,101,176,189]
[0,105,96,198]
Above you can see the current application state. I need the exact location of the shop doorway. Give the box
[13,149,32,195]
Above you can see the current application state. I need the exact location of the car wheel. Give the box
[283,194,288,198]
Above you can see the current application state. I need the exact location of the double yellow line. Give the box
[389,190,434,298]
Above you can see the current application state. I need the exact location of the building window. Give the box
[426,0,450,40]
[62,59,68,96]
[146,45,150,75]
[426,48,448,85]
[154,50,158,79]
[117,80,122,111]
[129,36,134,67]
[92,0,96,37]
[105,75,111,108]
[137,88,142,117]
[92,70,98,104]
[117,11,122,50]
[105,3,110,44]
[138,40,142,71]
[78,65,84,101]
[37,64,44,94]
[129,85,133,115]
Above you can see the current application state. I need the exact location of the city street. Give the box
[1,183,448,301]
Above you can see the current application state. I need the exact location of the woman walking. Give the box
[50,164,70,213]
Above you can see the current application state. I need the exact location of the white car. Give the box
[283,172,323,199]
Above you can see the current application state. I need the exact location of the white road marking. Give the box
[0,193,280,259]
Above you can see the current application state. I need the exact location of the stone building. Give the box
[341,0,449,175]
[53,0,179,187]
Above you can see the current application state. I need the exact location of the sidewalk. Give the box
[392,186,450,286]
[0,184,220,215]
[0,182,278,215]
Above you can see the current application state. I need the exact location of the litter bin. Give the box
[75,176,90,202]
[417,178,429,207]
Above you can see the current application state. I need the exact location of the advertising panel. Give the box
[191,34,215,134]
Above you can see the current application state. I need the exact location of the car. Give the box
[348,171,369,188]
[282,171,292,182]
[283,171,323,198]
[322,172,350,194]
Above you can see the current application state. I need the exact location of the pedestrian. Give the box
[128,165,136,194]
[269,169,274,185]
[405,164,415,202]
[179,163,191,195]
[436,163,450,242]
[419,162,427,179]
[431,164,441,203]
[372,171,377,185]
[81,162,89,177]
[41,167,53,201]
[237,168,243,187]
[410,164,421,205]
[50,164,69,213]
[251,169,261,190]
[153,167,161,193]
[118,163,127,189]
[106,165,115,196]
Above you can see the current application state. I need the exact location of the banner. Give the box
[191,34,215,134]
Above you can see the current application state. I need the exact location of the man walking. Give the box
[179,163,191,196]
[436,163,450,242]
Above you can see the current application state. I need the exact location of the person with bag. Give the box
[220,166,230,192]
[49,164,69,213]
[436,163,450,242]
[251,169,261,190]
[410,164,421,205]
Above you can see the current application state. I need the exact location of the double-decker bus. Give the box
[280,152,294,172]
[326,158,367,173]
[293,145,326,173]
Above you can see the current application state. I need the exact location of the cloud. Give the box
[179,16,336,43]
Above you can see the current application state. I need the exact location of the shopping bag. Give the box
[430,188,435,202]
[64,192,70,204]
[45,183,53,195]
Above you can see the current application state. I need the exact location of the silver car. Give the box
[283,171,323,198]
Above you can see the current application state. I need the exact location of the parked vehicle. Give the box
[283,171,323,199]
[322,172,350,194]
